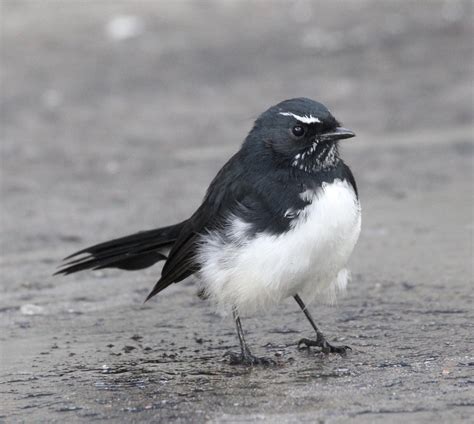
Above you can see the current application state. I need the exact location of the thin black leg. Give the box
[294,294,351,355]
[224,309,275,366]
[233,309,251,357]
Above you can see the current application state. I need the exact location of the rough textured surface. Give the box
[1,1,473,422]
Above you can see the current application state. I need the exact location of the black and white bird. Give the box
[57,98,361,366]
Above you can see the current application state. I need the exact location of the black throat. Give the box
[291,141,340,175]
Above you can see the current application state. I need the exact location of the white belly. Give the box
[197,179,361,315]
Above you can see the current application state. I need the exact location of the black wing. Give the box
[144,151,313,301]
[144,153,249,301]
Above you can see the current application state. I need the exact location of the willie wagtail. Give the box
[57,98,361,366]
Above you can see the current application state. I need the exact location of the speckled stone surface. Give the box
[1,1,473,422]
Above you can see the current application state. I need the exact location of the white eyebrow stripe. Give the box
[279,112,322,124]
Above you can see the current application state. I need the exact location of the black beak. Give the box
[320,127,355,142]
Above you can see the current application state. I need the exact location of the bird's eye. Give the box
[292,125,305,137]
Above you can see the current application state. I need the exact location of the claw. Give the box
[297,337,351,355]
[224,351,276,367]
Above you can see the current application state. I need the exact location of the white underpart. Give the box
[279,111,322,124]
[197,179,361,315]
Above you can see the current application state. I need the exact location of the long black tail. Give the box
[55,221,186,275]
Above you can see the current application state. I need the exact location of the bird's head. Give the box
[246,98,355,173]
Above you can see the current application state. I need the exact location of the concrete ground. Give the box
[1,0,473,422]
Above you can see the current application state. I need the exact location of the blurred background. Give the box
[1,1,473,422]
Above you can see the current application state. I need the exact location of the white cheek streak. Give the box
[197,179,361,316]
[292,140,320,167]
[279,111,322,124]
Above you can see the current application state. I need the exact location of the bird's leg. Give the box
[224,309,275,366]
[294,294,351,355]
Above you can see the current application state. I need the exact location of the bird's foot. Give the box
[224,350,276,367]
[298,337,351,355]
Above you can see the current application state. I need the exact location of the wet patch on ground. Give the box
[1,0,473,422]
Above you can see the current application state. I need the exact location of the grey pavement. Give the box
[1,1,473,422]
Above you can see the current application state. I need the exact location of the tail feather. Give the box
[56,221,185,275]
[56,249,167,275]
[63,225,180,259]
